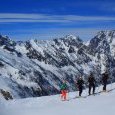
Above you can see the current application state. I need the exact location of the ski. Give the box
[68,96,87,101]
[107,88,115,92]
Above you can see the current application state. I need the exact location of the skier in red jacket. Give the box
[60,80,68,101]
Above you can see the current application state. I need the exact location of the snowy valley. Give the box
[0,30,115,100]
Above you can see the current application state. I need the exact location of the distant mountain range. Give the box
[0,30,115,100]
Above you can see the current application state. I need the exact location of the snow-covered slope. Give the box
[0,30,115,99]
[0,83,115,115]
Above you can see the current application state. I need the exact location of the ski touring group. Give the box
[60,71,109,101]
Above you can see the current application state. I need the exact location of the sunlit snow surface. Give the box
[0,83,115,115]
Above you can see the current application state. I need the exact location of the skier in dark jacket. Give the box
[101,71,109,91]
[88,73,96,95]
[77,77,84,96]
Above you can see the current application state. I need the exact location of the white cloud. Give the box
[0,19,69,23]
[0,13,115,23]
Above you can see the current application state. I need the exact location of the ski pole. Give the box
[84,84,87,96]
[67,90,69,100]
[96,84,100,93]
[110,77,113,90]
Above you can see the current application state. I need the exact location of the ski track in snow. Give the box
[0,84,115,115]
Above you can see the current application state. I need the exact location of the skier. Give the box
[60,80,68,101]
[101,71,109,92]
[88,73,96,95]
[76,77,84,97]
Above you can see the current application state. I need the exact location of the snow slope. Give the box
[0,84,115,115]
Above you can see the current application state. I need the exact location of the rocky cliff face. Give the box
[0,31,115,99]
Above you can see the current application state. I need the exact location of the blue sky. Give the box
[0,0,115,41]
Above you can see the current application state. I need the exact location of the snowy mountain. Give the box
[1,83,115,115]
[0,30,115,100]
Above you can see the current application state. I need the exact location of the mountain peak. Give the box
[59,34,83,44]
[64,35,77,39]
[94,30,115,43]
[0,35,15,46]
